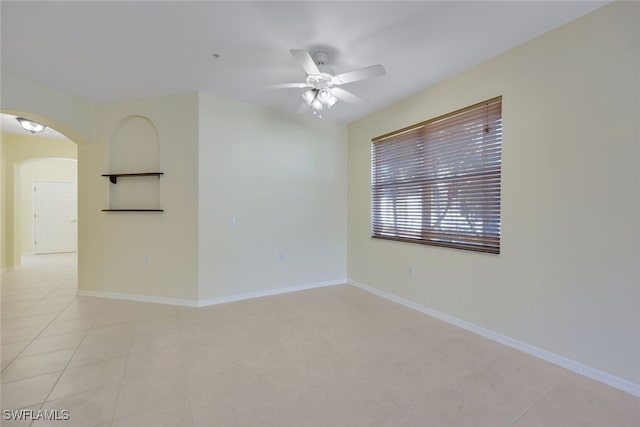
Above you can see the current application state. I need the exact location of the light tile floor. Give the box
[1,254,638,426]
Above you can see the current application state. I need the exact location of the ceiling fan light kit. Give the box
[302,88,339,116]
[265,49,386,118]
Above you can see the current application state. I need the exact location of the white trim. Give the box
[197,279,345,307]
[76,289,199,307]
[76,278,346,309]
[348,279,640,397]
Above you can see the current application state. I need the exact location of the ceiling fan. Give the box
[264,49,386,117]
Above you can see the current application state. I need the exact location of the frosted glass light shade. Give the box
[16,117,46,134]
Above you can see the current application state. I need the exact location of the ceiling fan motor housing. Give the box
[306,73,334,89]
[312,51,329,65]
[304,51,335,89]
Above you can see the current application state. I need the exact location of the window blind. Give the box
[371,97,502,254]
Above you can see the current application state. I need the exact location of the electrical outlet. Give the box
[279,254,286,263]
[145,256,151,265]
[409,265,415,276]
[229,216,237,226]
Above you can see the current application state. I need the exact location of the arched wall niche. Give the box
[107,115,161,210]
[109,115,160,172]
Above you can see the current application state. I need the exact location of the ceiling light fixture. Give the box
[301,88,339,118]
[301,90,316,105]
[16,117,46,134]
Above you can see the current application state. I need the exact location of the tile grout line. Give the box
[107,308,187,423]
[6,280,76,331]
[428,336,513,398]
[2,266,79,427]
[36,310,96,407]
[2,290,79,374]
[109,348,129,424]
[507,369,574,426]
[175,309,198,427]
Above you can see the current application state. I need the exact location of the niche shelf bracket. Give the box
[102,172,163,184]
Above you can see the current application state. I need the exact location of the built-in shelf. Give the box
[102,172,164,212]
[101,172,163,184]
[102,209,164,212]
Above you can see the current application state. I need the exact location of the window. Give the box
[371,97,502,254]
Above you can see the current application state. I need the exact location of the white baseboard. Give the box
[348,279,640,397]
[76,289,199,307]
[197,279,345,307]
[76,278,346,309]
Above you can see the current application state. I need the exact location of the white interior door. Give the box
[34,181,77,254]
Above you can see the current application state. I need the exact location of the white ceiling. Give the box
[1,1,606,123]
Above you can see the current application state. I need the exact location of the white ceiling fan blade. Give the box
[334,64,386,85]
[259,82,310,89]
[331,87,366,105]
[290,49,320,76]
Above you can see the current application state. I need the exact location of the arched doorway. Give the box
[1,113,78,272]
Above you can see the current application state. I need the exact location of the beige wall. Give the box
[0,132,77,268]
[0,141,3,268]
[347,1,639,384]
[78,93,200,301]
[19,159,77,254]
[197,93,347,300]
[79,91,347,302]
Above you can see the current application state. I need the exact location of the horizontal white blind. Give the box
[371,97,502,254]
